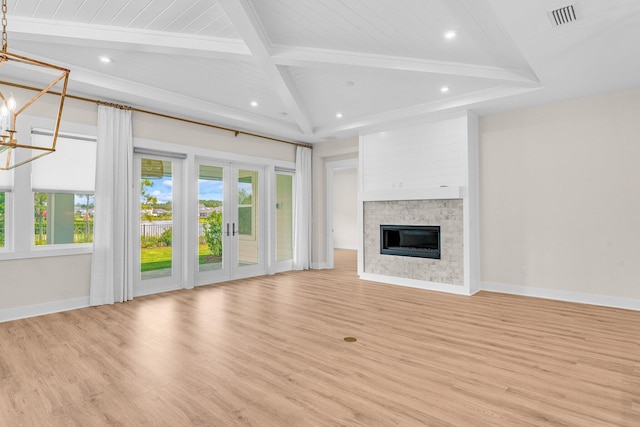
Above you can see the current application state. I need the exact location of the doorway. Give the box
[196,160,266,285]
[325,158,358,269]
[134,154,184,296]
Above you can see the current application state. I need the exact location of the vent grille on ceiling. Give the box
[548,4,581,26]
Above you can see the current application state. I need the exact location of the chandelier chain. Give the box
[1,0,7,52]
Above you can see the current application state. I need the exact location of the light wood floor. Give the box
[1,250,639,426]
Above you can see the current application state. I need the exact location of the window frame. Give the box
[32,192,95,247]
[237,170,258,241]
[274,170,294,263]
[0,190,10,251]
[0,115,97,261]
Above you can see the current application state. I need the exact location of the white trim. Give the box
[134,284,183,298]
[311,262,330,269]
[132,153,184,297]
[135,138,295,171]
[482,281,640,312]
[325,158,358,270]
[272,259,293,274]
[357,137,365,276]
[270,46,539,84]
[0,245,92,260]
[464,113,481,294]
[334,244,358,250]
[360,186,463,202]
[3,116,98,260]
[133,147,187,159]
[360,272,476,296]
[31,128,97,142]
[0,297,90,323]
[272,167,294,274]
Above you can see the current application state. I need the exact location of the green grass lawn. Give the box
[140,247,172,272]
[141,245,219,271]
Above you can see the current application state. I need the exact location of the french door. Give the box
[134,154,183,296]
[196,160,266,284]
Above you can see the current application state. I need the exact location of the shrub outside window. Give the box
[0,192,5,248]
[33,193,94,245]
[30,131,96,247]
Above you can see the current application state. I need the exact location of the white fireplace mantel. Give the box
[358,112,480,296]
[360,186,463,202]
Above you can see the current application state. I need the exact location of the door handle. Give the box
[232,222,237,236]
[226,223,230,237]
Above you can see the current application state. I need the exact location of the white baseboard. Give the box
[334,244,358,250]
[482,281,640,311]
[311,262,331,269]
[360,272,474,296]
[0,297,90,323]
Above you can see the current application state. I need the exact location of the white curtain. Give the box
[293,146,312,270]
[89,105,133,305]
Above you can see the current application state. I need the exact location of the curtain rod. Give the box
[0,81,313,149]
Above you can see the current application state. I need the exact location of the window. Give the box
[198,164,224,272]
[30,131,96,247]
[138,157,174,279]
[238,170,257,238]
[0,163,10,250]
[275,172,293,261]
[0,192,5,248]
[0,120,97,259]
[33,193,94,245]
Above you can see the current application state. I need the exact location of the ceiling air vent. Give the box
[547,4,581,27]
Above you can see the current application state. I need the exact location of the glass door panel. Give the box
[237,169,259,268]
[195,162,265,285]
[140,158,174,280]
[276,173,293,262]
[134,155,182,297]
[132,155,183,296]
[198,165,224,272]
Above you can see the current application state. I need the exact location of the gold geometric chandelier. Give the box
[0,0,69,170]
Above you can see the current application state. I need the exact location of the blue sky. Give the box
[198,179,223,202]
[140,178,223,204]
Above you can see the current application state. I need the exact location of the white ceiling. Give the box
[4,0,640,143]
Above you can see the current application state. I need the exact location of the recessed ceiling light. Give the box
[443,30,457,40]
[440,86,450,93]
[99,56,112,63]
[336,113,343,118]
[250,101,258,107]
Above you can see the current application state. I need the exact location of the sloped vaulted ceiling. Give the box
[4,0,640,143]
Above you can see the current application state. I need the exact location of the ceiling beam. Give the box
[217,0,314,135]
[7,15,251,60]
[271,46,540,85]
[40,56,304,140]
[313,85,542,137]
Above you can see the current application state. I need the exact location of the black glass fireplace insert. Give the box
[380,225,441,259]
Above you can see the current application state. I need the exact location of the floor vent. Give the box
[548,4,580,26]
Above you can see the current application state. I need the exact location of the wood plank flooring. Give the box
[1,249,639,426]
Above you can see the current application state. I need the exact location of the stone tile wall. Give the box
[363,199,464,285]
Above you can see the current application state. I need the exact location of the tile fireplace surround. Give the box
[363,199,464,286]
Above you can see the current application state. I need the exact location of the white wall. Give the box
[361,116,468,192]
[311,137,359,267]
[0,92,297,319]
[332,168,358,250]
[133,112,296,162]
[480,87,640,304]
[0,95,97,317]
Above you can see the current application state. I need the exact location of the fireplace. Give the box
[380,225,441,259]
